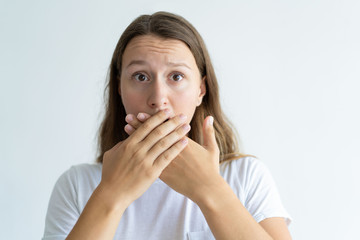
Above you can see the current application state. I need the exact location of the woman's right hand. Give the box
[98,109,190,210]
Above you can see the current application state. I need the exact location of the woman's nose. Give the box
[147,80,169,109]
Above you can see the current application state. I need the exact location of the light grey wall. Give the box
[1,0,359,239]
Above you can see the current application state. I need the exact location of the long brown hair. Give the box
[96,11,250,163]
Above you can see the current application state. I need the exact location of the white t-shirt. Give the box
[42,156,292,240]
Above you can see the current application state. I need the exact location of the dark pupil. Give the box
[139,75,146,81]
[174,75,180,81]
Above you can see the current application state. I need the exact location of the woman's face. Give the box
[119,35,206,123]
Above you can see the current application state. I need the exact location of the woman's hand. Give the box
[67,110,190,240]
[160,117,221,203]
[124,113,221,204]
[99,110,191,209]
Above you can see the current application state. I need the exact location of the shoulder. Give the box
[68,162,102,180]
[220,156,278,195]
[44,163,102,238]
[53,163,102,195]
[59,163,102,179]
[220,156,292,225]
[46,163,102,219]
[220,156,269,184]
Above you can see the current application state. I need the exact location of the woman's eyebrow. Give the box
[166,62,192,70]
[125,60,191,70]
[126,60,148,69]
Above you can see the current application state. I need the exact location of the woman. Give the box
[43,11,292,239]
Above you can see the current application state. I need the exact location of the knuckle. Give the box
[142,121,153,132]
[157,139,168,149]
[144,167,155,179]
[132,119,141,128]
[122,141,131,150]
[122,140,135,154]
[153,127,165,137]
[162,151,172,163]
[133,147,145,161]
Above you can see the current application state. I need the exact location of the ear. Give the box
[196,76,207,106]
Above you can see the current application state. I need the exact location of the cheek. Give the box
[171,89,199,119]
[120,78,148,114]
[121,90,145,114]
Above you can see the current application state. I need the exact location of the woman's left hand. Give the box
[125,113,222,203]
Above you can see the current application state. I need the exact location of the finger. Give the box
[147,123,190,158]
[202,116,218,153]
[129,109,171,143]
[130,119,190,168]
[125,112,152,136]
[124,124,135,135]
[125,114,142,130]
[137,112,151,122]
[153,137,188,172]
[140,114,188,152]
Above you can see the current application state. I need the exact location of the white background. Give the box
[1,0,359,239]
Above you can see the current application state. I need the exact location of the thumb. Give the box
[202,116,218,152]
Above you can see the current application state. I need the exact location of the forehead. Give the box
[122,35,197,67]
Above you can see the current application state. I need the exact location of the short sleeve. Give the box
[240,157,292,225]
[42,167,80,240]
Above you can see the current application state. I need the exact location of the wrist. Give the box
[93,183,131,215]
[191,175,232,209]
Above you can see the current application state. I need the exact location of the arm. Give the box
[260,218,292,240]
[65,110,190,239]
[66,185,127,240]
[192,176,291,240]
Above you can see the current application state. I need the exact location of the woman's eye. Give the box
[170,73,184,82]
[134,73,149,82]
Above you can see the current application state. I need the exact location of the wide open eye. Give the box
[170,73,184,82]
[133,73,149,82]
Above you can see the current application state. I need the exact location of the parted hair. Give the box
[96,11,249,163]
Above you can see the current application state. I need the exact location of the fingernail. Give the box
[179,114,187,121]
[208,116,214,126]
[137,113,145,121]
[126,114,134,122]
[181,138,188,145]
[182,124,191,131]
[124,124,134,132]
[164,109,171,115]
